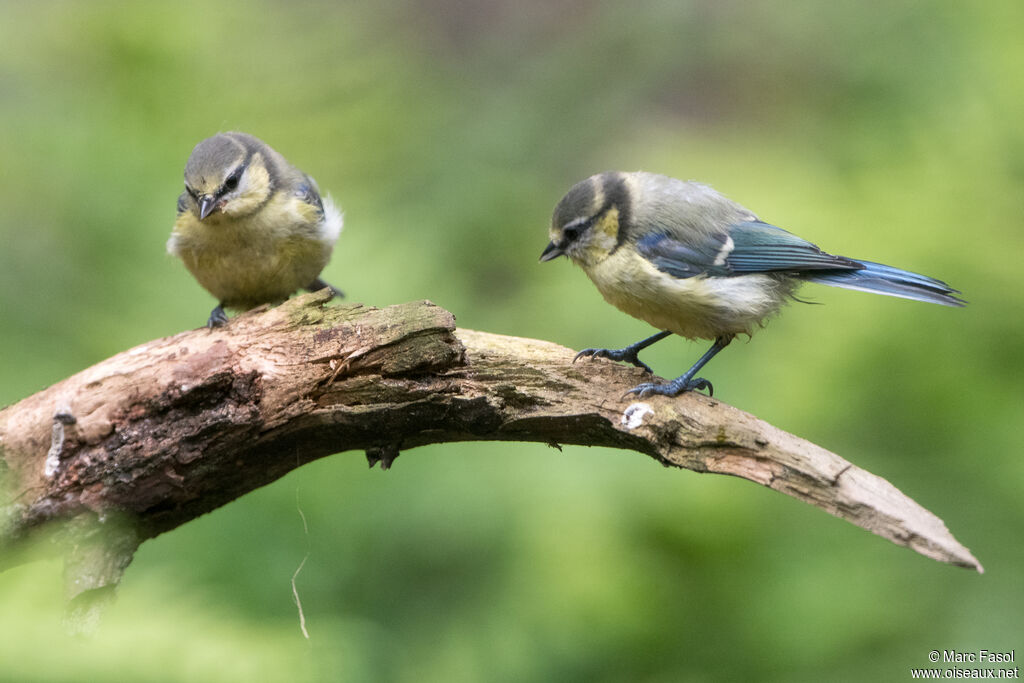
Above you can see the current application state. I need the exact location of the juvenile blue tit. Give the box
[540,171,964,397]
[168,132,344,327]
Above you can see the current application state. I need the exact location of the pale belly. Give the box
[170,216,332,309]
[584,248,793,339]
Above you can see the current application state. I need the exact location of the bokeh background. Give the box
[1,1,1022,681]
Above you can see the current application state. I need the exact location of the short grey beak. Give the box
[539,241,564,262]
[198,195,217,221]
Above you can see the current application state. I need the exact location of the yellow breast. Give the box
[168,193,332,309]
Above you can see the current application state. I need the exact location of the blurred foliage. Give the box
[1,0,1022,681]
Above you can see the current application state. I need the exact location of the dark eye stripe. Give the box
[218,166,244,196]
[562,217,592,242]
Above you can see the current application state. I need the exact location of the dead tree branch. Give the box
[0,291,982,608]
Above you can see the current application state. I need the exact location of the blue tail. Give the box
[802,259,965,307]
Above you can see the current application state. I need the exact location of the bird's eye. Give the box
[563,219,589,243]
[223,169,242,192]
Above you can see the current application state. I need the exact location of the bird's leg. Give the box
[207,303,229,329]
[574,331,672,374]
[306,277,344,299]
[627,335,734,398]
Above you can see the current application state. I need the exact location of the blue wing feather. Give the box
[725,221,861,272]
[804,260,965,306]
[296,176,325,217]
[636,220,964,307]
[637,221,860,279]
[636,232,729,278]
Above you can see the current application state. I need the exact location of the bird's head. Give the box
[182,133,272,222]
[540,171,633,269]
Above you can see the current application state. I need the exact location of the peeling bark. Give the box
[0,290,982,602]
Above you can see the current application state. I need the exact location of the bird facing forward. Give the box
[541,171,964,397]
[168,132,344,327]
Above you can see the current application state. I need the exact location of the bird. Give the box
[540,171,964,398]
[168,132,344,328]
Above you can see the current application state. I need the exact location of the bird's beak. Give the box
[539,240,564,262]
[198,195,217,221]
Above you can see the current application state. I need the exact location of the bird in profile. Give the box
[168,132,344,328]
[541,171,964,397]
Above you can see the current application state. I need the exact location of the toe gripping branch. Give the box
[207,304,229,329]
[626,335,733,398]
[205,279,345,329]
[573,331,672,374]
[574,331,734,398]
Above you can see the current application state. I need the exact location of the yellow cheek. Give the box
[577,207,620,265]
[596,207,620,242]
[222,159,272,217]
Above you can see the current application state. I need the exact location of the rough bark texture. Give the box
[0,291,982,605]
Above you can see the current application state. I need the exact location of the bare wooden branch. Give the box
[0,290,982,603]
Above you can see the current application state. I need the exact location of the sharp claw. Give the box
[624,383,653,398]
[574,348,608,363]
[575,346,656,375]
[685,378,713,396]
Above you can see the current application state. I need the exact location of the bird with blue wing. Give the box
[540,171,964,397]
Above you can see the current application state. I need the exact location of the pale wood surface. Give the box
[0,291,982,608]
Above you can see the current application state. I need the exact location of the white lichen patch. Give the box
[621,402,654,430]
[45,402,75,478]
[45,419,65,478]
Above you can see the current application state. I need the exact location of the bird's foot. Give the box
[324,284,344,299]
[206,305,229,329]
[574,347,654,374]
[307,278,344,299]
[626,376,714,398]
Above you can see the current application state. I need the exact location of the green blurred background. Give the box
[1,1,1022,680]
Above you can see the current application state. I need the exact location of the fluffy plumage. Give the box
[168,132,343,327]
